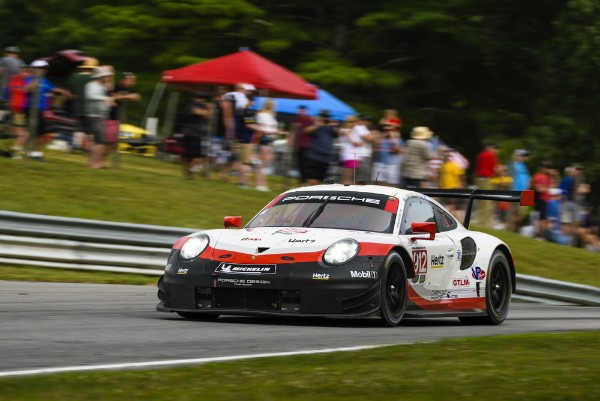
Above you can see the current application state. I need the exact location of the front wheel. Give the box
[379,252,408,326]
[459,250,512,325]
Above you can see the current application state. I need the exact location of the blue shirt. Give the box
[24,76,54,111]
[511,161,530,191]
[559,176,576,201]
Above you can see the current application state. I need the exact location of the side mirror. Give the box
[411,222,436,241]
[224,216,243,229]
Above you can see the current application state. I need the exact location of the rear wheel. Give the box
[459,250,512,325]
[379,252,408,327]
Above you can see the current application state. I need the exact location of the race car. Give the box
[157,184,534,326]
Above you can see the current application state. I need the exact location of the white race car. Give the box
[157,184,534,326]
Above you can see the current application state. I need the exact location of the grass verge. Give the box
[1,150,599,287]
[1,331,598,400]
[0,265,158,286]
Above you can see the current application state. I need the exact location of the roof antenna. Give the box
[373,171,380,185]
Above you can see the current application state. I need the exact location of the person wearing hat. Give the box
[84,66,115,168]
[67,57,100,150]
[401,126,434,188]
[0,46,25,101]
[5,62,32,158]
[23,59,69,161]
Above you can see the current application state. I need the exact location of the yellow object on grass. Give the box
[117,124,157,157]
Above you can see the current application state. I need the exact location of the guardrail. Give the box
[1,211,599,305]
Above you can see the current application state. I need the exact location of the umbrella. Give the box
[161,50,316,99]
[253,87,357,121]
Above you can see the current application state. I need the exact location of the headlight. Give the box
[323,239,360,265]
[179,234,209,260]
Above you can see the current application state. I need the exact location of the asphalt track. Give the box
[1,280,599,375]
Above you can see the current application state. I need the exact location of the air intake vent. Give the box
[257,247,269,253]
[460,237,477,270]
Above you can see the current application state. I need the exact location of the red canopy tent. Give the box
[161,50,317,99]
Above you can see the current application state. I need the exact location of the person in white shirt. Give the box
[349,115,374,184]
[255,99,280,176]
[85,66,115,169]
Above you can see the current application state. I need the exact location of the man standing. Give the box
[474,142,499,226]
[85,66,115,169]
[221,83,256,185]
[0,46,25,101]
[290,105,314,182]
[507,149,531,231]
[24,60,69,161]
[6,63,31,158]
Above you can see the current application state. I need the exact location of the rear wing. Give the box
[412,188,535,229]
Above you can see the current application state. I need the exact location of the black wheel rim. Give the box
[490,262,508,312]
[385,265,404,315]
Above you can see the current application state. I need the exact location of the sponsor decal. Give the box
[471,266,486,281]
[431,254,444,268]
[312,273,330,280]
[412,249,428,275]
[215,263,277,275]
[165,263,172,272]
[412,274,426,284]
[288,238,315,243]
[350,270,378,279]
[431,290,458,300]
[456,250,462,262]
[177,268,188,275]
[274,228,309,235]
[281,195,381,205]
[453,278,470,287]
[241,237,261,241]
[217,278,271,286]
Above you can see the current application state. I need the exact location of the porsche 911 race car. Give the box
[157,184,533,326]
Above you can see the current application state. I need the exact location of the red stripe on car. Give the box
[408,286,486,310]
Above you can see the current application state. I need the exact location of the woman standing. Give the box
[337,115,363,185]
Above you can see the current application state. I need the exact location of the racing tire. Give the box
[459,251,512,325]
[176,312,220,320]
[379,252,408,327]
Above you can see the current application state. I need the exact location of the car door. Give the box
[400,197,458,291]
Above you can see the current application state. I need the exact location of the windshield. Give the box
[247,191,397,233]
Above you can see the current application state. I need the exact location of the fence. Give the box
[1,210,598,305]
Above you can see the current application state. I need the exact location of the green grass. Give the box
[1,150,599,287]
[0,265,158,285]
[1,332,598,400]
[478,226,600,287]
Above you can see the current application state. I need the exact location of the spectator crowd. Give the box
[0,46,140,168]
[2,45,598,253]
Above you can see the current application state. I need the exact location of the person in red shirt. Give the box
[531,161,552,236]
[6,63,31,158]
[474,142,499,226]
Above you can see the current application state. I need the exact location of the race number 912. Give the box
[412,249,427,275]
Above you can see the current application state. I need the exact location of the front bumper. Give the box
[157,255,383,317]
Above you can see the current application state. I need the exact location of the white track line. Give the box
[0,344,393,378]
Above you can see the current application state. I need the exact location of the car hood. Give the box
[208,226,385,255]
